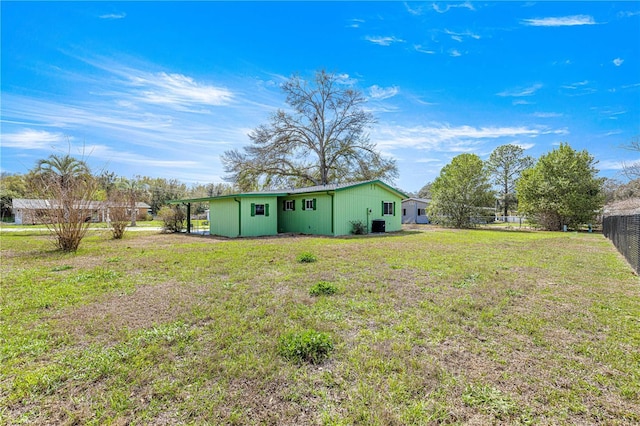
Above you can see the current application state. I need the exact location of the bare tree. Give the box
[222,69,397,190]
[106,190,130,239]
[417,181,433,199]
[28,154,98,252]
[622,135,640,180]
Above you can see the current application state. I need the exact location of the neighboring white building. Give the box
[401,198,430,224]
[11,199,151,224]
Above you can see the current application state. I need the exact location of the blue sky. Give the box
[1,1,639,193]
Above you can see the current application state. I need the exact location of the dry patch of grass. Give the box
[1,229,638,424]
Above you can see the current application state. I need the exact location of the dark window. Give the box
[383,201,394,216]
[251,203,269,216]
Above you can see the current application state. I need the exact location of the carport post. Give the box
[186,203,191,234]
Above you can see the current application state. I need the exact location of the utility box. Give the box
[371,219,386,233]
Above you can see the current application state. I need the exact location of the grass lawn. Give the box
[1,228,638,424]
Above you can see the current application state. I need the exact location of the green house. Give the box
[171,180,407,238]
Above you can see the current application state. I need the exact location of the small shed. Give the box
[170,180,407,238]
[401,198,431,224]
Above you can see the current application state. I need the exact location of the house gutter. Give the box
[234,198,241,237]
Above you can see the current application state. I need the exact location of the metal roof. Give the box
[12,199,150,209]
[168,180,408,204]
[402,197,431,203]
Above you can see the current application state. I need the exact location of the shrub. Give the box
[296,252,317,263]
[158,205,185,233]
[350,220,368,235]
[309,281,337,296]
[277,329,334,364]
[106,192,129,240]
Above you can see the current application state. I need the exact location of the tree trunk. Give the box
[130,198,137,227]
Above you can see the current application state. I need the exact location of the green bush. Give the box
[158,205,185,233]
[277,329,334,364]
[309,281,337,296]
[350,220,368,235]
[296,252,317,263]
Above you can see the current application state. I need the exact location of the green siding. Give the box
[241,196,278,237]
[207,181,403,238]
[278,194,333,235]
[209,198,240,238]
[333,182,403,235]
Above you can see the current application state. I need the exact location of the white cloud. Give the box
[1,129,66,149]
[130,72,233,107]
[559,81,597,96]
[618,10,640,18]
[622,82,640,89]
[364,36,405,46]
[84,144,200,168]
[533,112,563,118]
[415,158,442,163]
[404,2,425,16]
[347,18,364,28]
[498,83,543,97]
[444,29,481,41]
[414,45,435,54]
[369,85,399,100]
[613,58,624,67]
[373,123,546,153]
[598,159,627,171]
[1,93,248,155]
[432,2,475,13]
[562,80,589,89]
[514,143,535,150]
[543,128,569,135]
[334,73,358,85]
[64,57,235,110]
[450,49,462,57]
[522,15,596,26]
[99,13,126,20]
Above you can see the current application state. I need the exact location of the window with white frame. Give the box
[383,201,394,216]
[254,204,265,215]
[304,198,316,210]
[284,200,295,211]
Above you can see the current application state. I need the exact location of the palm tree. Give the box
[35,154,91,189]
[29,153,96,252]
[115,178,149,226]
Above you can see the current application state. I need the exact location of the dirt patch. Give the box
[54,280,210,343]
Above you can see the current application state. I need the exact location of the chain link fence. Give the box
[602,214,640,274]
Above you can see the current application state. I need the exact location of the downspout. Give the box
[234,198,241,237]
[327,192,334,235]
